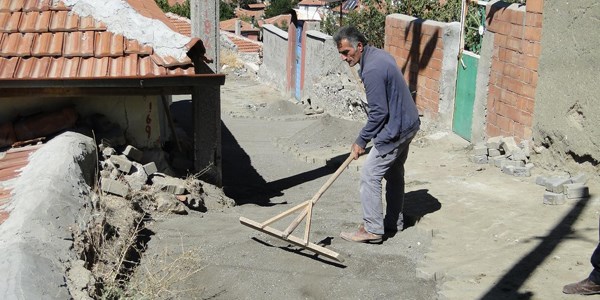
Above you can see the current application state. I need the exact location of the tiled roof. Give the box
[235,7,263,20]
[222,31,261,53]
[259,14,291,29]
[165,12,191,37]
[220,18,259,32]
[247,3,265,9]
[0,0,198,79]
[298,0,326,6]
[0,144,41,225]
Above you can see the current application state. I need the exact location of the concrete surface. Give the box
[137,75,600,299]
[0,132,96,299]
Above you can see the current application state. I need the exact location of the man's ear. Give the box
[357,42,364,52]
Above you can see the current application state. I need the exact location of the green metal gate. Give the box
[452,51,479,141]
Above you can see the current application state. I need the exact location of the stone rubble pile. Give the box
[470,136,535,177]
[97,140,209,214]
[470,136,591,206]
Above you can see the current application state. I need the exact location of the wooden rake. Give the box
[239,154,354,263]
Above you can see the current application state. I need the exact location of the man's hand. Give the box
[351,143,365,160]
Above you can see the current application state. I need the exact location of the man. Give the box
[563,243,600,295]
[334,26,420,244]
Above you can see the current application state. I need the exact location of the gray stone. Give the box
[570,173,589,185]
[143,162,158,176]
[510,148,528,162]
[151,175,187,195]
[564,183,590,199]
[123,145,144,162]
[472,144,488,156]
[501,136,520,154]
[101,147,116,158]
[501,165,515,175]
[501,160,526,168]
[109,155,132,174]
[513,164,534,177]
[520,140,531,157]
[535,175,547,186]
[486,136,504,150]
[470,154,488,164]
[545,177,572,194]
[493,155,508,168]
[488,148,502,157]
[124,162,148,191]
[155,192,188,214]
[543,191,566,205]
[100,178,129,197]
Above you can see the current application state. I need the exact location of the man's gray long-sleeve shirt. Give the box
[355,45,420,155]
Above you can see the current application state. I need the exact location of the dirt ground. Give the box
[133,73,600,300]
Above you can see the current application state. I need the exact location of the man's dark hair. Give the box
[333,25,368,48]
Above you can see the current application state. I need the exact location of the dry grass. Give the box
[220,49,244,69]
[126,244,204,299]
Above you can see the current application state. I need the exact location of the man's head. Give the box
[333,26,368,67]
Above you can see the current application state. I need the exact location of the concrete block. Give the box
[501,160,525,168]
[564,183,590,199]
[535,175,547,186]
[501,165,515,175]
[513,164,534,177]
[124,162,148,191]
[143,162,158,176]
[100,178,129,197]
[510,148,528,162]
[501,136,520,154]
[101,147,116,158]
[486,136,504,150]
[151,175,187,195]
[570,173,589,185]
[123,145,144,162]
[470,154,488,164]
[543,191,566,205]
[472,144,488,156]
[520,140,531,157]
[488,149,502,157]
[492,155,508,168]
[545,177,572,194]
[109,155,132,174]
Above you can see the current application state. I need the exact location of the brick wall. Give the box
[485,0,544,140]
[385,15,455,120]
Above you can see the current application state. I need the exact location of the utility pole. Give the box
[191,0,220,73]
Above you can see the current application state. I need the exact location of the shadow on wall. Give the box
[402,19,439,104]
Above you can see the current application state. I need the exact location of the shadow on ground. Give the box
[480,195,594,299]
[222,124,350,205]
[403,189,442,229]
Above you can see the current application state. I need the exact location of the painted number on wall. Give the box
[145,102,152,139]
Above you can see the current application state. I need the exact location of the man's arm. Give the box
[354,65,389,150]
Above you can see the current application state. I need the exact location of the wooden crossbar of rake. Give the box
[239,154,354,263]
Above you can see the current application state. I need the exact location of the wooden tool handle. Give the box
[310,154,354,204]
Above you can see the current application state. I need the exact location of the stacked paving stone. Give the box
[97,140,206,214]
[470,136,534,177]
[536,173,590,205]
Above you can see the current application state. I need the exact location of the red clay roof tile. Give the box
[61,56,80,78]
[47,56,64,78]
[0,57,17,77]
[0,0,200,79]
[16,32,35,56]
[30,56,51,78]
[2,11,22,33]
